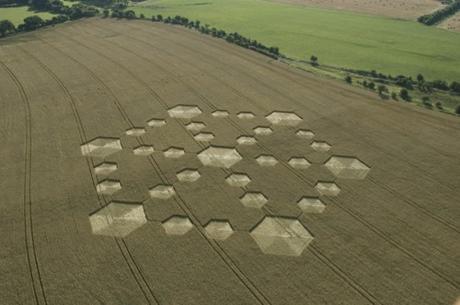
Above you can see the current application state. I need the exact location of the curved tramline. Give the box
[0,61,48,305]
[16,46,161,305]
[0,19,458,305]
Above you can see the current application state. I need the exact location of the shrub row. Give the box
[418,0,460,25]
[342,68,460,94]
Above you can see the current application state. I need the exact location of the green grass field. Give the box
[130,0,460,81]
[0,6,55,26]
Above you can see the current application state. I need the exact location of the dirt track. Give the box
[0,18,459,305]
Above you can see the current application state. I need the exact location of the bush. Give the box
[450,81,460,93]
[400,88,411,101]
[391,92,398,100]
[345,75,352,84]
[123,10,136,19]
[435,102,443,110]
[422,96,432,108]
[0,19,15,37]
[456,105,460,115]
[430,79,449,91]
[103,9,109,17]
[21,15,44,31]
[377,84,388,94]
[310,55,318,66]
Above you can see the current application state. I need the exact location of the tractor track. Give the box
[16,45,161,305]
[0,61,48,305]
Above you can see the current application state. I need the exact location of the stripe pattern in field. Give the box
[0,18,459,305]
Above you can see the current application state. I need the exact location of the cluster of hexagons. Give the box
[84,106,373,258]
[162,217,234,241]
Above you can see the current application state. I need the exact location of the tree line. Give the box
[342,68,460,94]
[418,0,460,25]
[0,0,99,37]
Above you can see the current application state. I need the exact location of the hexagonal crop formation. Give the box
[125,128,146,137]
[197,146,242,168]
[266,111,302,126]
[311,141,331,152]
[324,156,370,179]
[205,220,234,240]
[133,145,154,156]
[236,136,257,145]
[212,110,229,118]
[225,173,251,187]
[315,182,341,196]
[96,180,122,196]
[253,126,273,136]
[237,112,255,120]
[250,216,313,256]
[297,197,326,213]
[168,105,202,119]
[296,129,315,139]
[149,185,176,199]
[94,162,118,176]
[162,216,194,235]
[89,202,147,238]
[147,118,166,127]
[81,137,122,158]
[163,147,185,159]
[186,121,206,132]
[240,192,268,209]
[288,157,311,169]
[256,155,278,167]
[176,169,201,182]
[194,132,214,142]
